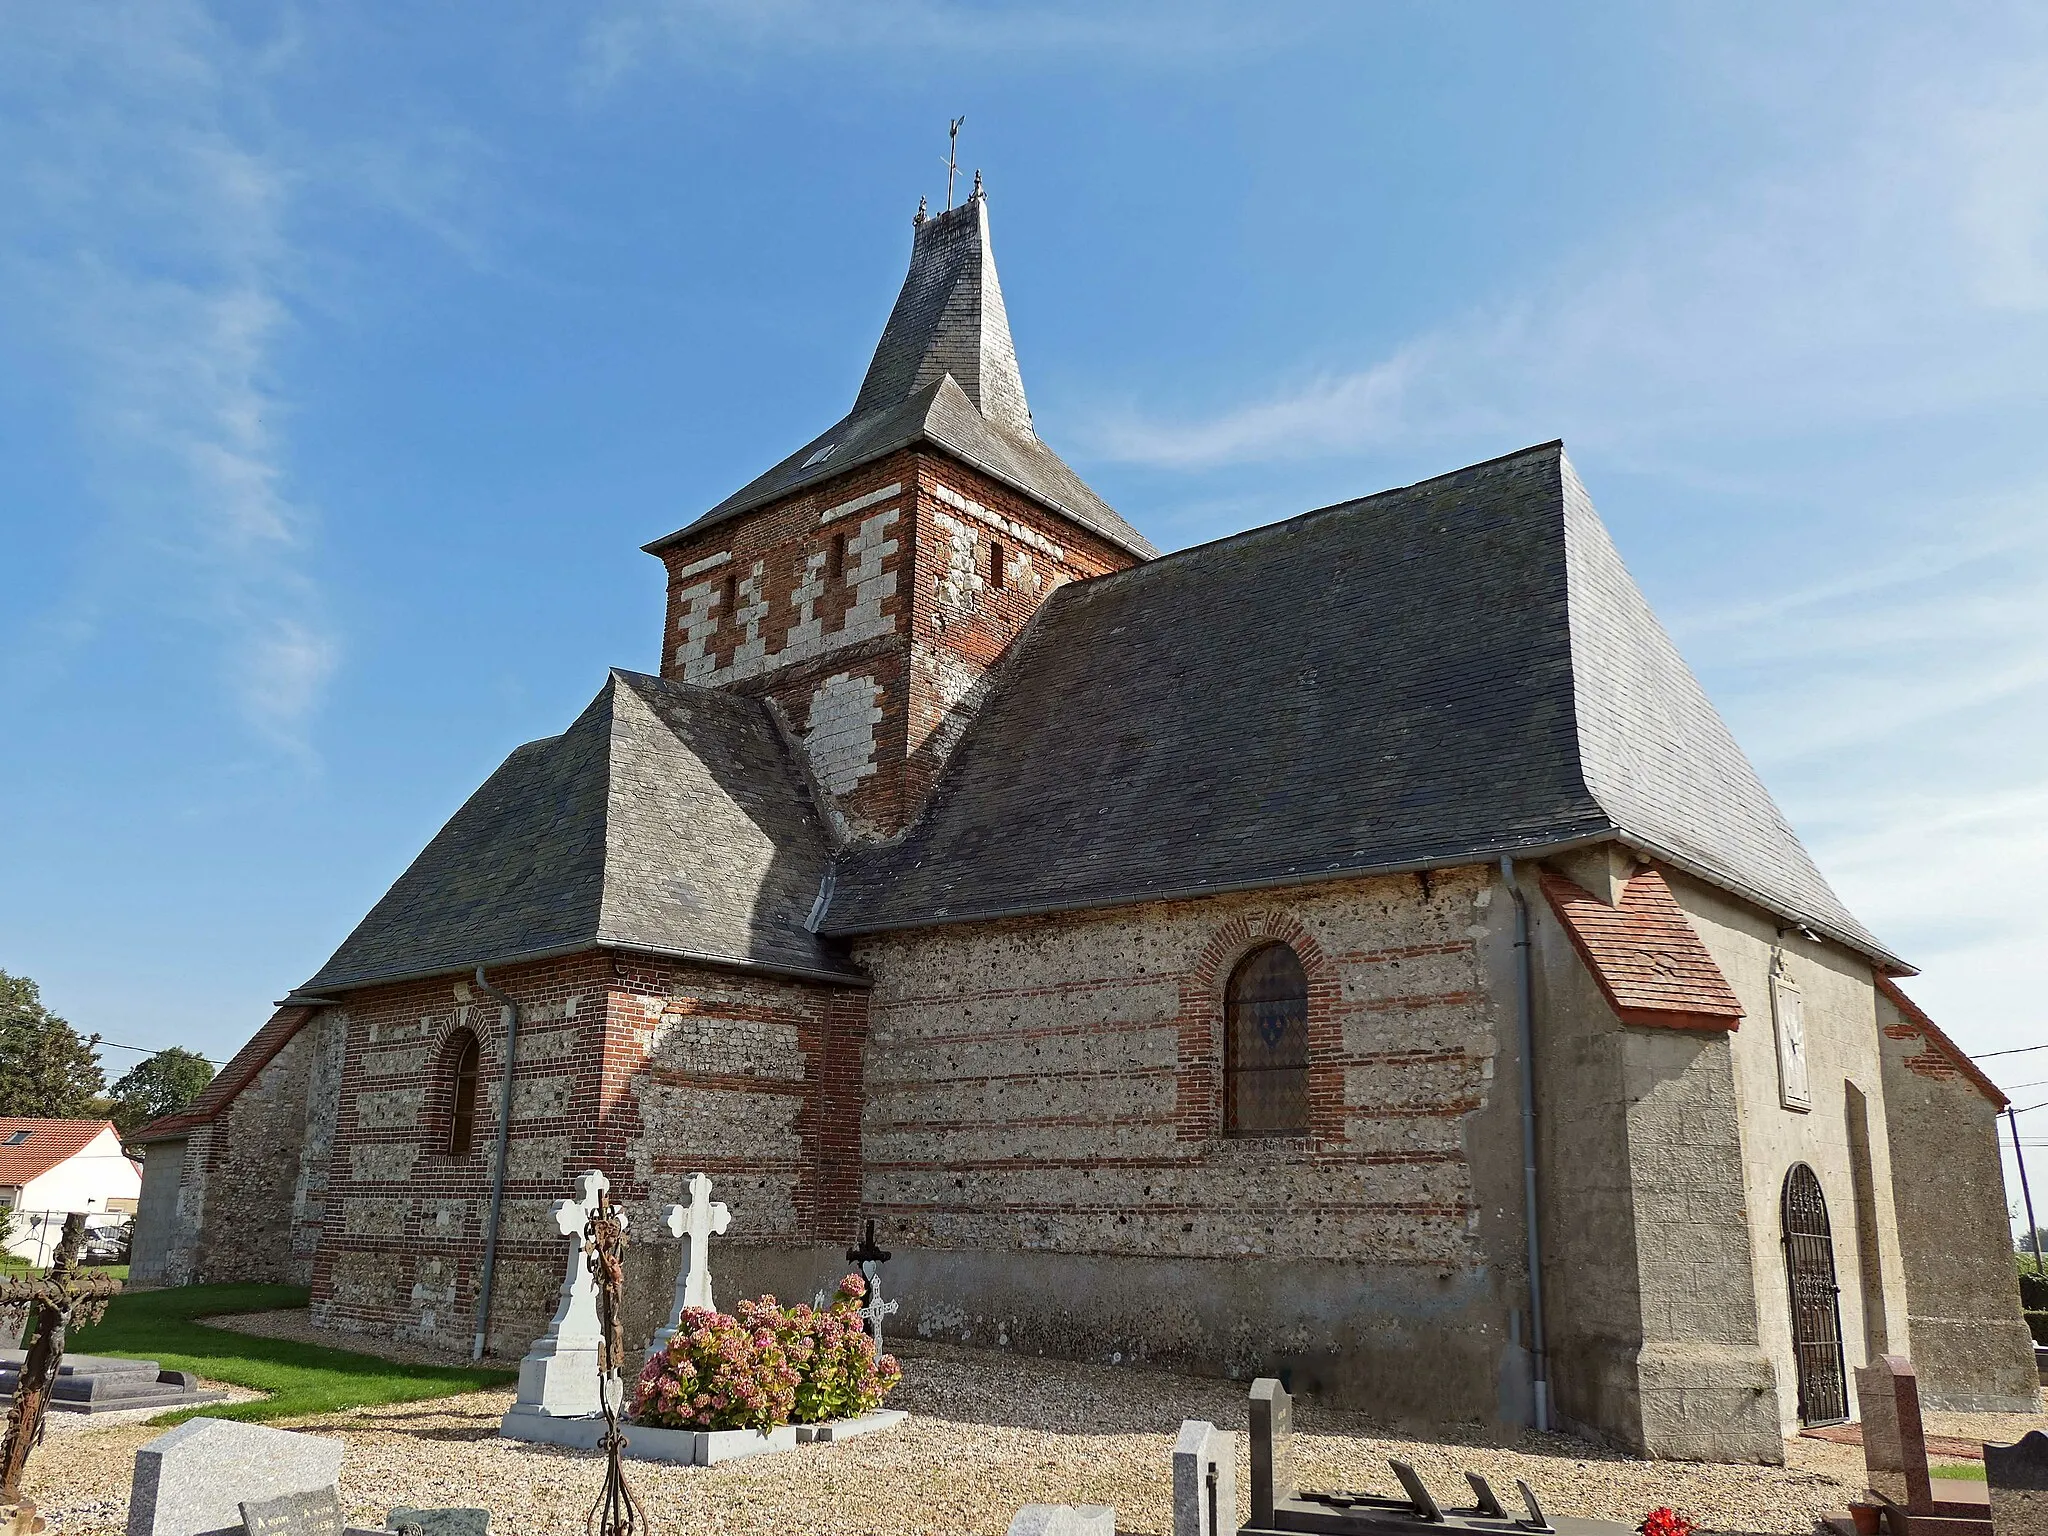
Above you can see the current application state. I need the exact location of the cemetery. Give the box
[1,1171,2042,1536]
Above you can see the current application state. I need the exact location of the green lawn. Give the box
[66,1283,515,1423]
[1932,1464,1989,1482]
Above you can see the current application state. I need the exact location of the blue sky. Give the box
[3,5,2045,1135]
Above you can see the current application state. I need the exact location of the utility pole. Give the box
[2010,1105,2044,1275]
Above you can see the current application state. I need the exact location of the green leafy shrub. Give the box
[632,1274,901,1432]
[2024,1309,2048,1346]
[2020,1270,2048,1312]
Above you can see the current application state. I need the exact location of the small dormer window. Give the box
[3,1130,29,1146]
[801,443,838,469]
[989,540,1007,590]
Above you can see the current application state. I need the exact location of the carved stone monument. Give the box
[501,1169,628,1435]
[645,1171,730,1362]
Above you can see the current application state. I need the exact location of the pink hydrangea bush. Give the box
[632,1275,901,1432]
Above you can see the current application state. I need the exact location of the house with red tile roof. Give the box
[0,1119,140,1264]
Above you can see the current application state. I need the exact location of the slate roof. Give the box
[292,669,856,996]
[646,195,1157,562]
[1540,870,1746,1030]
[823,441,1903,971]
[0,1120,120,1185]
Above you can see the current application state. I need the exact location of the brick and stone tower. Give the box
[644,185,1157,841]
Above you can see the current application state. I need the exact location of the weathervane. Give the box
[943,116,965,209]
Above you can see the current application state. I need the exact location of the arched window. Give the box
[1225,943,1309,1135]
[447,1031,482,1158]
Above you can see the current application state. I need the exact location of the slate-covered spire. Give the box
[851,186,1033,435]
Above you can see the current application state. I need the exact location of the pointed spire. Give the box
[850,189,1031,435]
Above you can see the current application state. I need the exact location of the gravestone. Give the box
[1173,1419,1236,1536]
[645,1171,730,1363]
[502,1169,628,1430]
[384,1508,489,1536]
[128,1420,341,1536]
[1249,1378,1294,1528]
[240,1488,342,1536]
[1006,1507,1115,1536]
[1985,1432,2048,1536]
[1849,1355,1989,1536]
[1858,1355,1934,1512]
[0,1352,223,1415]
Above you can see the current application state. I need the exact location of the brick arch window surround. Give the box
[444,1028,482,1158]
[1225,942,1310,1135]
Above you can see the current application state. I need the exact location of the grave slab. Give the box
[0,1351,224,1415]
[128,1420,341,1536]
[1007,1507,1115,1536]
[1853,1355,1992,1535]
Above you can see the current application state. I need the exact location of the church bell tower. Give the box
[643,182,1155,843]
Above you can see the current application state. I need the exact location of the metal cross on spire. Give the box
[943,116,965,209]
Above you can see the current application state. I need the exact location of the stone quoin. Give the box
[129,178,2035,1461]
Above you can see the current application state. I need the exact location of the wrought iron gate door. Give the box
[1782,1163,1848,1425]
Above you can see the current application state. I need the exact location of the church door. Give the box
[1782,1162,1849,1425]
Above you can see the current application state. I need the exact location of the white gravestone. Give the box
[1007,1508,1115,1536]
[128,1419,342,1536]
[503,1169,628,1423]
[645,1171,730,1362]
[1173,1419,1237,1536]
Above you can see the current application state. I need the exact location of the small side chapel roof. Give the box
[293,669,858,996]
[825,441,1903,971]
[646,193,1157,562]
[1540,869,1745,1030]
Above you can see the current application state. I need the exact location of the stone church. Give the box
[131,185,2033,1460]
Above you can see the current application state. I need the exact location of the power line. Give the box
[1975,1043,2048,1059]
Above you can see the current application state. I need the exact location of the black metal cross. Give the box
[584,1188,644,1536]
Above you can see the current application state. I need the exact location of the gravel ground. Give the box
[24,1332,2045,1536]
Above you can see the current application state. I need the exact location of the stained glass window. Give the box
[1226,943,1309,1135]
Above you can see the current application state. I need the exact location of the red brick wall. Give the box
[304,951,865,1357]
[851,867,1500,1265]
[654,447,1137,839]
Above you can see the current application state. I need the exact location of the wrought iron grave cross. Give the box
[0,1213,121,1503]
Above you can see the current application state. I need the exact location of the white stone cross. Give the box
[645,1171,732,1362]
[506,1167,629,1422]
[666,1170,732,1312]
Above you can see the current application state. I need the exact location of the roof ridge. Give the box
[1070,439,1568,592]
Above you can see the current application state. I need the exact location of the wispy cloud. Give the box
[578,0,1289,92]
[1089,20,2048,470]
[0,2,338,752]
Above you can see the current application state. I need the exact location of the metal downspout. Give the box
[1501,856,1551,1433]
[470,966,519,1362]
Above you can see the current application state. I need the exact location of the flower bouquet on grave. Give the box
[631,1298,800,1432]
[783,1273,902,1424]
[631,1277,901,1432]
[1638,1509,1695,1536]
